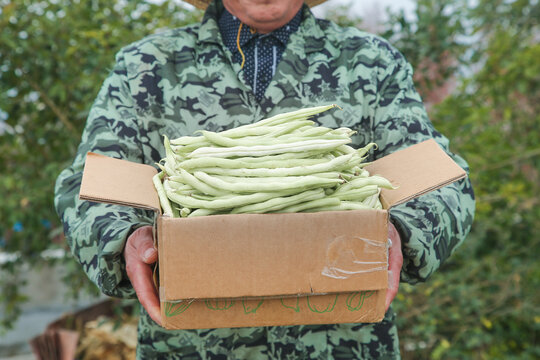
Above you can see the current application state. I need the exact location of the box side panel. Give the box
[365,139,467,209]
[159,210,389,301]
[79,152,161,212]
[161,291,385,330]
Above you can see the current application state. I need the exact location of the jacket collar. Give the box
[195,0,328,115]
[196,0,224,46]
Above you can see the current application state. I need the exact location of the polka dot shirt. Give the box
[218,7,303,101]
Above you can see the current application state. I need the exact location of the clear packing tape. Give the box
[321,235,389,280]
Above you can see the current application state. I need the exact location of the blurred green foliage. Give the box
[0,0,202,331]
[330,1,539,357]
[381,0,467,91]
[377,0,539,358]
[1,0,538,358]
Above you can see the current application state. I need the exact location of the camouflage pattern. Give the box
[54,0,475,358]
[137,307,399,359]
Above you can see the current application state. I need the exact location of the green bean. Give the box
[190,193,221,201]
[235,149,330,162]
[274,133,352,142]
[262,120,316,138]
[169,134,207,146]
[199,123,329,148]
[223,126,275,138]
[153,172,175,217]
[171,141,212,155]
[278,197,341,213]
[335,175,393,192]
[164,185,298,210]
[346,175,395,190]
[164,182,199,198]
[163,135,178,168]
[295,126,334,137]
[329,185,379,201]
[162,179,194,193]
[170,169,229,197]
[198,131,241,147]
[189,139,350,158]
[308,201,372,212]
[187,208,218,217]
[311,172,344,179]
[331,127,357,137]
[191,153,355,177]
[240,104,338,129]
[179,207,191,218]
[193,171,342,193]
[362,191,382,209]
[231,189,325,214]
[207,171,342,182]
[336,144,356,155]
[177,156,326,171]
[357,142,377,157]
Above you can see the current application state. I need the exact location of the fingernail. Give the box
[144,248,155,261]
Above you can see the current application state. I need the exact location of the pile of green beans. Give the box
[152,104,395,217]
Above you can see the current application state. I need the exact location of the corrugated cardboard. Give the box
[365,139,468,209]
[79,139,466,330]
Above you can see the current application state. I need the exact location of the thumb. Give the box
[139,241,157,264]
[129,226,158,264]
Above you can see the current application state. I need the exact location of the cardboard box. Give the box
[79,139,466,329]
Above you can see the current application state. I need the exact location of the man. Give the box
[55,0,475,358]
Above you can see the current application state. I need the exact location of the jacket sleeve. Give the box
[54,49,154,298]
[372,51,476,284]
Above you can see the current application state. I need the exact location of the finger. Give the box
[385,269,400,312]
[126,254,162,326]
[127,226,158,264]
[133,262,162,325]
[125,226,162,325]
[385,223,403,311]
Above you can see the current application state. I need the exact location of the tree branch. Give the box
[479,148,540,172]
[27,79,79,136]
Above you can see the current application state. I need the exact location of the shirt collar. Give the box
[196,0,326,56]
[218,5,303,50]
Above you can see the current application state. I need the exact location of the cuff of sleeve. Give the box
[389,208,425,285]
[96,219,153,299]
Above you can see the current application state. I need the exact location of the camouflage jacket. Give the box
[54,1,475,358]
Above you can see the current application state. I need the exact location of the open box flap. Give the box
[79,152,160,213]
[365,139,467,209]
[158,209,389,302]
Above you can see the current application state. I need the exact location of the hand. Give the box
[124,225,162,325]
[386,222,403,312]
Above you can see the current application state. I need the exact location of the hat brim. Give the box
[184,0,327,10]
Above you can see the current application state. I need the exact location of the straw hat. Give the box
[184,0,328,10]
